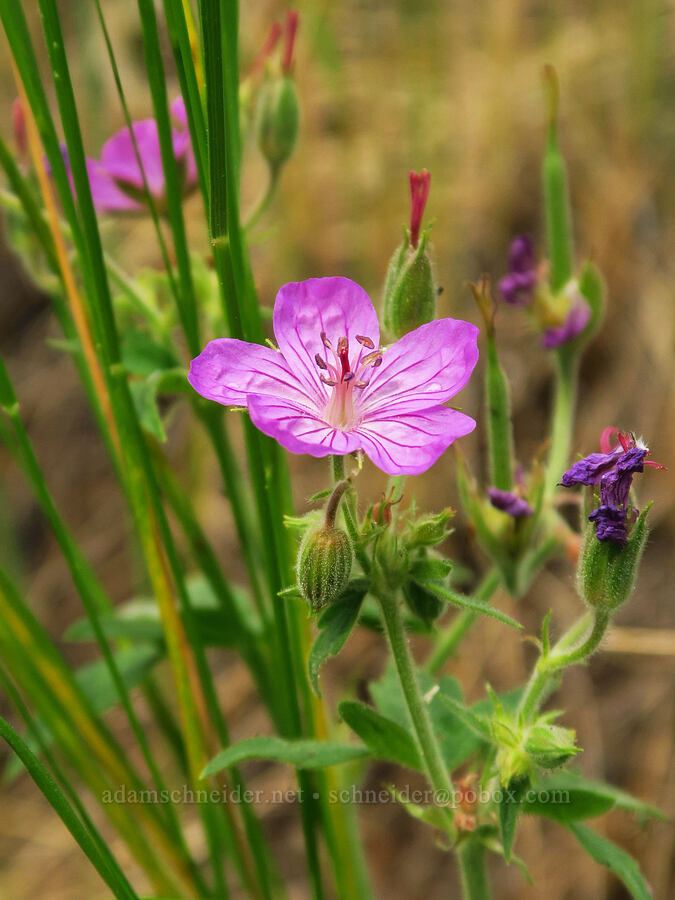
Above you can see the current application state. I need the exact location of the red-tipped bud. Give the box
[409,169,430,249]
[282,10,300,74]
[250,21,283,78]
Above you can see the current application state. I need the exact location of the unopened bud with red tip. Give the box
[383,169,437,339]
[297,480,353,612]
[256,10,300,174]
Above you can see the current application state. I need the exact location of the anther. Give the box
[320,331,332,349]
[320,375,337,387]
[354,379,370,389]
[343,372,355,382]
[356,334,374,349]
[314,353,328,370]
[361,350,383,367]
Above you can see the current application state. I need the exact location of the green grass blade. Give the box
[0,713,139,900]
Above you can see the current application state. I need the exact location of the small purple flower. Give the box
[68,98,197,214]
[499,235,538,306]
[541,299,591,349]
[487,487,533,518]
[188,276,479,475]
[561,429,664,544]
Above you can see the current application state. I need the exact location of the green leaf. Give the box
[65,576,256,648]
[129,379,166,442]
[523,772,665,823]
[308,582,367,695]
[577,259,606,342]
[201,737,370,777]
[338,701,422,771]
[421,581,522,629]
[436,693,492,743]
[499,775,530,863]
[522,781,614,823]
[121,330,178,377]
[370,666,485,770]
[389,785,448,832]
[567,822,652,900]
[409,556,453,582]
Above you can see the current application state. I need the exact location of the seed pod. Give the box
[297,524,353,613]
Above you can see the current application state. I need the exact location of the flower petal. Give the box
[85,158,142,212]
[101,120,189,199]
[247,394,361,458]
[188,338,316,409]
[560,451,618,486]
[355,406,476,475]
[273,277,380,403]
[358,318,479,418]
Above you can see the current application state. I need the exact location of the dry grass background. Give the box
[0,1,674,897]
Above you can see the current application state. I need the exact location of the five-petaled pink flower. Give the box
[188,277,479,475]
[78,98,197,214]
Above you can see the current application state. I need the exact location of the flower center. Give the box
[314,332,382,429]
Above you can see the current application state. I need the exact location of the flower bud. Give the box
[524,723,579,769]
[383,170,436,339]
[256,75,299,172]
[374,531,409,590]
[577,505,651,612]
[255,11,300,174]
[406,508,454,548]
[297,524,353,613]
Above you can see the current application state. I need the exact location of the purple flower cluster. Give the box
[73,98,197,214]
[561,428,664,544]
[499,236,590,349]
[498,236,538,307]
[487,487,533,518]
[189,276,479,475]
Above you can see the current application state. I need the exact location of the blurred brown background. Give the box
[0,1,673,898]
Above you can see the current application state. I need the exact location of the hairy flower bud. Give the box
[524,723,579,769]
[297,524,353,612]
[383,170,436,339]
[406,508,454,548]
[578,505,651,612]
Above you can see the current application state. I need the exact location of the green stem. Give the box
[457,839,491,900]
[485,336,513,491]
[425,570,501,674]
[457,838,490,900]
[331,455,370,574]
[378,588,455,837]
[244,166,279,232]
[544,349,578,501]
[518,609,610,723]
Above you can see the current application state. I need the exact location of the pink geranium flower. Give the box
[188,277,479,475]
[76,98,197,214]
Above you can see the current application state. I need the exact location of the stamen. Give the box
[320,331,332,349]
[314,353,328,370]
[361,350,383,367]
[320,375,337,387]
[343,372,355,382]
[356,334,374,349]
[354,379,370,389]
